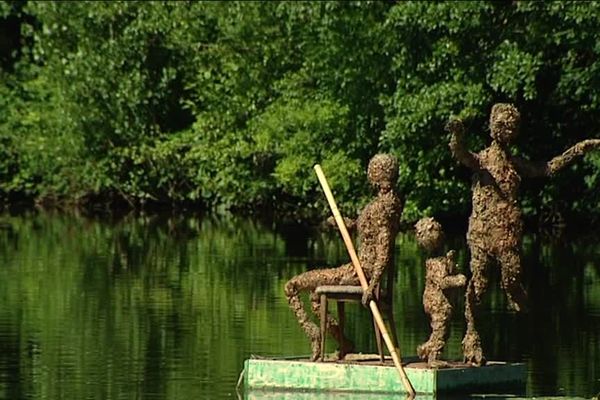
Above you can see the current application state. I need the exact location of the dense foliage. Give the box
[1,1,599,223]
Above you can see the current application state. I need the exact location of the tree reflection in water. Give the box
[0,212,598,398]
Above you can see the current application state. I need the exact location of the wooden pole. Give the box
[314,164,416,397]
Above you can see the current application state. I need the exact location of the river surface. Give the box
[0,211,598,399]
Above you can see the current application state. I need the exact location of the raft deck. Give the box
[242,354,526,395]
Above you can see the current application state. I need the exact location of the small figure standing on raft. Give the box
[415,217,466,367]
[284,154,404,361]
[447,103,600,366]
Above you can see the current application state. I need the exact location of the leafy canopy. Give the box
[1,1,599,223]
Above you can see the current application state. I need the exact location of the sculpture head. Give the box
[490,103,520,144]
[368,154,398,192]
[415,217,444,254]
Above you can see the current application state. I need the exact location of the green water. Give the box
[0,211,598,399]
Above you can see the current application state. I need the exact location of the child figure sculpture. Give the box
[415,217,466,366]
[284,154,403,361]
[447,103,600,366]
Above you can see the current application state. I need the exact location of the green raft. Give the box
[242,354,526,396]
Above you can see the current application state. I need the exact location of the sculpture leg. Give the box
[462,245,489,366]
[284,265,357,361]
[418,306,451,365]
[285,277,322,361]
[498,248,528,312]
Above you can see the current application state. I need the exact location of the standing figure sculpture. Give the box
[447,103,600,366]
[284,154,404,361]
[415,217,466,366]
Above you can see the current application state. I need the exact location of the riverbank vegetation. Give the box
[1,1,599,225]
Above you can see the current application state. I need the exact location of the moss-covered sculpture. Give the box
[447,103,600,366]
[415,217,466,366]
[284,154,404,361]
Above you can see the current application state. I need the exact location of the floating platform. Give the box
[242,354,526,395]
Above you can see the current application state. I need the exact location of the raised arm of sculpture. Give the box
[446,118,481,171]
[514,139,600,178]
[327,216,356,231]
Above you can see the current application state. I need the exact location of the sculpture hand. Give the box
[580,138,600,152]
[446,249,456,262]
[362,285,375,307]
[326,216,355,230]
[456,274,467,287]
[445,118,465,135]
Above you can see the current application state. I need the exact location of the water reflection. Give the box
[0,211,598,399]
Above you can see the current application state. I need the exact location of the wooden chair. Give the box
[315,261,399,363]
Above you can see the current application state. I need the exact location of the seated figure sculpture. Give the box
[447,103,600,366]
[415,217,466,366]
[284,154,404,361]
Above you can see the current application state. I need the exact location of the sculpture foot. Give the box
[462,331,486,366]
[310,337,322,362]
[306,326,322,362]
[428,359,450,369]
[416,342,430,360]
[507,295,528,313]
[417,339,444,364]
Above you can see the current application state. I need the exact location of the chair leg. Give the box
[320,294,328,361]
[337,301,345,344]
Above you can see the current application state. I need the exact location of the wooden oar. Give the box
[314,164,416,397]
